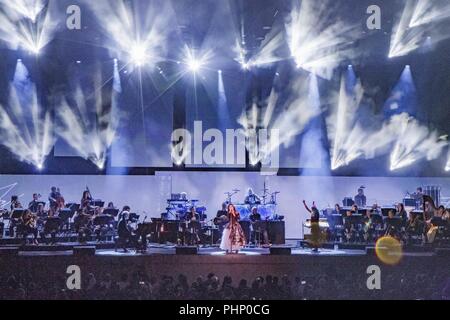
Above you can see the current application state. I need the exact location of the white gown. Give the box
[220,223,245,251]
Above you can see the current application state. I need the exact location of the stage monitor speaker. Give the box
[0,247,19,256]
[176,246,198,255]
[73,246,96,256]
[270,247,291,255]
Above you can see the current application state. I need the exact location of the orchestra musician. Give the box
[21,210,39,245]
[344,210,356,243]
[185,206,200,245]
[116,207,138,252]
[10,195,22,211]
[48,187,59,211]
[302,200,321,252]
[404,211,424,245]
[9,196,23,237]
[249,206,269,246]
[220,204,246,254]
[384,209,401,239]
[244,188,261,205]
[28,193,41,213]
[80,189,93,210]
[74,207,93,243]
[412,187,424,209]
[363,209,375,243]
[354,187,367,207]
[214,203,229,233]
[396,203,408,221]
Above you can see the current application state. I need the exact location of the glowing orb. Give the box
[375,236,403,265]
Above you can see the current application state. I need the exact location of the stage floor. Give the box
[2,242,436,258]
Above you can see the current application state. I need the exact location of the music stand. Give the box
[371,214,383,225]
[91,200,105,208]
[44,217,62,232]
[431,217,448,227]
[102,209,119,217]
[66,203,80,213]
[11,209,25,220]
[129,213,140,222]
[385,217,403,229]
[94,215,114,226]
[59,209,75,232]
[381,207,396,216]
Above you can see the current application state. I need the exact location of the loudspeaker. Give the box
[73,246,96,256]
[269,247,291,255]
[175,246,198,255]
[0,247,19,256]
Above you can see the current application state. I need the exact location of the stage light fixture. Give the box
[187,58,202,73]
[241,62,251,70]
[129,43,147,66]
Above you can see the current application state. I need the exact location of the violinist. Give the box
[81,189,93,210]
[22,210,39,245]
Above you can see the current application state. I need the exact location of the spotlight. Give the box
[241,62,251,70]
[187,58,202,73]
[129,43,147,66]
[446,166,450,172]
[29,45,40,55]
[37,164,43,170]
[17,59,22,62]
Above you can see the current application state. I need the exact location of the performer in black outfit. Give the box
[48,187,59,211]
[303,200,321,252]
[28,193,41,213]
[249,207,269,246]
[117,208,137,252]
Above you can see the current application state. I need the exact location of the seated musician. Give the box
[385,210,401,239]
[244,188,261,205]
[186,206,200,222]
[21,210,39,245]
[117,209,138,252]
[363,209,375,242]
[344,210,356,242]
[185,207,200,245]
[249,207,269,246]
[404,211,424,245]
[80,190,93,210]
[9,196,23,237]
[28,194,41,213]
[75,208,93,243]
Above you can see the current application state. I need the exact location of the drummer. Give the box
[244,188,261,206]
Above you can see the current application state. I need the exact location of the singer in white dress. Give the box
[220,204,246,253]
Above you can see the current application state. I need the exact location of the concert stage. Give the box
[1,241,447,283]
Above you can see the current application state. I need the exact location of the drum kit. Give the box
[224,183,280,221]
